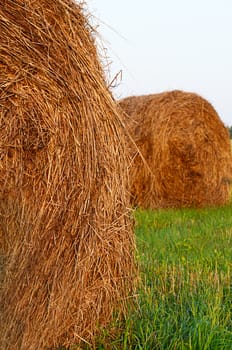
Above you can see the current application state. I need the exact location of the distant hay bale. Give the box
[119,90,232,209]
[0,1,135,349]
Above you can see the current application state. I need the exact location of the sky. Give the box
[87,0,232,127]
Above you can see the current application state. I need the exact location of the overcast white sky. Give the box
[87,0,232,126]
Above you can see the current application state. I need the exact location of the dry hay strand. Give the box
[0,1,136,349]
[119,90,232,209]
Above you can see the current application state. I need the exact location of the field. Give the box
[91,201,232,349]
[1,198,231,350]
[1,199,232,350]
[1,201,231,350]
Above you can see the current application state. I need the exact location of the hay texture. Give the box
[0,1,135,349]
[119,90,232,209]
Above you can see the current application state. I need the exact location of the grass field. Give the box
[1,199,232,349]
[92,201,232,350]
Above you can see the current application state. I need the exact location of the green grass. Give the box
[91,203,232,350]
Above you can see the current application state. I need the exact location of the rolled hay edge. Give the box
[119,90,232,209]
[0,1,136,349]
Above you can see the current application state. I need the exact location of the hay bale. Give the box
[119,90,232,208]
[0,1,135,349]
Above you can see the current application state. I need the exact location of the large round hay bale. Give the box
[0,1,135,349]
[119,90,232,208]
